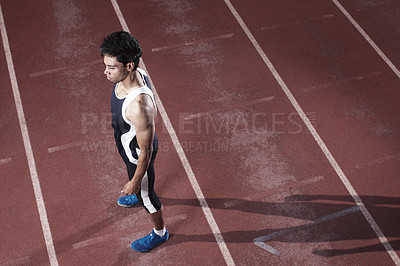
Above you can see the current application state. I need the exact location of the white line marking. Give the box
[48,141,83,153]
[0,157,12,165]
[110,0,129,33]
[151,34,234,52]
[110,1,235,265]
[29,59,102,78]
[255,242,281,256]
[303,71,382,93]
[48,136,115,154]
[0,4,59,266]
[332,0,400,80]
[254,206,360,255]
[3,256,31,266]
[166,213,188,224]
[355,3,390,13]
[261,14,334,31]
[184,96,274,121]
[355,155,395,170]
[223,1,400,264]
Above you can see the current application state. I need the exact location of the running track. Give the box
[1,0,399,265]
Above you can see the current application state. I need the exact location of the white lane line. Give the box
[332,0,400,80]
[29,59,102,78]
[261,14,334,31]
[110,1,235,265]
[0,4,59,266]
[223,1,400,264]
[254,206,361,255]
[151,34,234,52]
[110,0,129,33]
[0,157,12,165]
[184,96,274,121]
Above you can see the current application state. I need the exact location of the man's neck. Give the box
[119,70,141,93]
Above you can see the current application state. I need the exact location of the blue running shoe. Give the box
[117,194,139,207]
[131,229,169,252]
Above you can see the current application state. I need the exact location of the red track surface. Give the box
[1,0,399,265]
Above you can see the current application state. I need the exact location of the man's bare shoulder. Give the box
[126,94,155,122]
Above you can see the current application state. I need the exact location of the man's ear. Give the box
[127,62,135,71]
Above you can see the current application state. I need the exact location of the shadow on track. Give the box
[158,194,400,257]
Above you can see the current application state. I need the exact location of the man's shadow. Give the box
[157,195,400,257]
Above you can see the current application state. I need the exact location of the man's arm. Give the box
[122,95,156,195]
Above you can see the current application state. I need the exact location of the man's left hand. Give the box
[122,179,140,195]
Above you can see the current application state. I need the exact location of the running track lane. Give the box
[0,3,58,265]
[110,1,235,265]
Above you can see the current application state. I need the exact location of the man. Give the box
[100,31,168,252]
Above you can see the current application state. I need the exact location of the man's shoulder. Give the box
[133,94,154,111]
[127,94,155,120]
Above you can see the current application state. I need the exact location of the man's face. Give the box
[103,55,129,84]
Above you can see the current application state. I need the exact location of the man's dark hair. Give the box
[100,31,142,70]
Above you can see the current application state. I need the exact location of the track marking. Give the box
[184,96,274,121]
[355,3,390,13]
[151,33,234,52]
[0,4,59,266]
[261,14,334,31]
[0,157,12,165]
[303,71,382,93]
[223,1,400,264]
[3,256,31,266]
[224,176,324,208]
[355,155,395,170]
[48,136,115,154]
[254,206,361,255]
[110,1,235,265]
[332,0,400,80]
[29,59,102,78]
[48,141,84,153]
